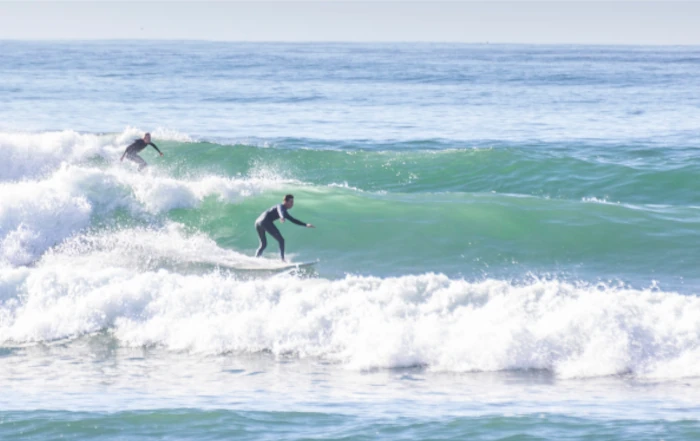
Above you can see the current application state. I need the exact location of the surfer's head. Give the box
[143,132,151,143]
[283,194,294,208]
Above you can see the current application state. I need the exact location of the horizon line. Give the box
[2,39,700,48]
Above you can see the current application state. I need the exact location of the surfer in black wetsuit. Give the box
[255,194,315,261]
[120,132,163,171]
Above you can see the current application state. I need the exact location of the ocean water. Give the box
[1,41,700,440]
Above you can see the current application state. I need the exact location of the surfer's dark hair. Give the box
[284,194,294,202]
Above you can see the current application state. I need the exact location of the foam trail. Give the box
[41,223,282,271]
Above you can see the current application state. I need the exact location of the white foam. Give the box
[0,130,105,181]
[0,128,196,183]
[125,172,274,213]
[113,126,194,145]
[328,182,368,193]
[0,173,93,266]
[0,158,285,265]
[2,261,700,380]
[582,196,616,204]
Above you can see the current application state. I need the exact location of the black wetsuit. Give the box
[255,204,306,260]
[124,139,162,170]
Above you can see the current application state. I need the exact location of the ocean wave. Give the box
[1,253,699,379]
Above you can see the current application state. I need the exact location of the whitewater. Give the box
[1,42,700,440]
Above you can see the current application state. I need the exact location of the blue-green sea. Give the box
[1,41,700,440]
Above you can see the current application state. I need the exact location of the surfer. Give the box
[120,132,163,171]
[255,194,315,261]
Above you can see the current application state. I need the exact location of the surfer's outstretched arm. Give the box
[279,204,314,227]
[287,212,314,228]
[285,212,309,227]
[149,142,164,156]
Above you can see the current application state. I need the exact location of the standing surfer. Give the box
[120,132,163,171]
[255,194,315,261]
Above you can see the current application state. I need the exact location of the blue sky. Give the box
[1,1,699,45]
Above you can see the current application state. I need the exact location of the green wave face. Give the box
[152,139,700,289]
[166,140,700,205]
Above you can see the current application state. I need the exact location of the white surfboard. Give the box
[218,260,319,272]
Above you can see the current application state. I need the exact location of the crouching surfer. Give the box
[120,132,163,171]
[255,194,315,262]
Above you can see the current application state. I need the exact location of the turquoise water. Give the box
[1,42,700,440]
